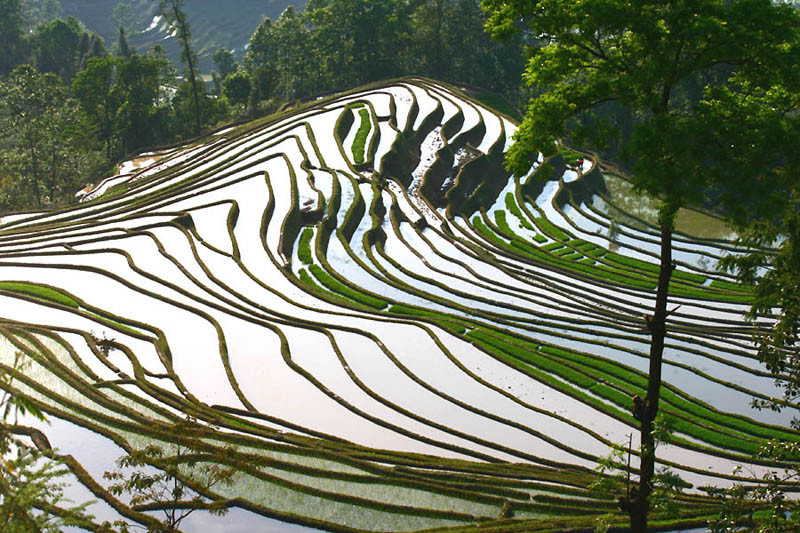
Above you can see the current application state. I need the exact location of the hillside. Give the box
[60,0,303,72]
[0,78,792,531]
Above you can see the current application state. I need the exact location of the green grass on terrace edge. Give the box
[352,108,371,164]
[298,227,314,265]
[0,281,80,308]
[467,328,800,457]
[306,264,389,310]
[474,211,753,301]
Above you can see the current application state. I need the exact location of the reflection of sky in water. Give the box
[1,80,789,529]
[180,507,321,532]
[598,173,737,241]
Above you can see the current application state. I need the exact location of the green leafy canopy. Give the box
[482,0,800,210]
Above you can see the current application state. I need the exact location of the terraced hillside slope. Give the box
[0,78,795,531]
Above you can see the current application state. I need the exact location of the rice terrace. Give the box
[0,78,796,531]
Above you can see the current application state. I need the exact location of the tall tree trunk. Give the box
[104,95,111,160]
[624,203,677,532]
[50,148,57,203]
[434,0,443,77]
[29,145,41,207]
[171,1,200,135]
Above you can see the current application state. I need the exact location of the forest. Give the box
[0,0,525,211]
[2,0,800,532]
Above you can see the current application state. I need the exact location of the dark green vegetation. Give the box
[0,0,526,215]
[481,0,800,529]
[244,0,525,109]
[0,351,95,531]
[60,0,299,73]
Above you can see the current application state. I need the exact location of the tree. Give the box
[157,0,201,135]
[243,0,525,107]
[115,26,134,58]
[112,0,138,38]
[722,201,800,420]
[222,70,252,109]
[212,47,237,80]
[33,16,107,84]
[409,0,525,98]
[262,7,314,101]
[212,48,237,96]
[245,18,280,101]
[303,0,412,90]
[2,65,103,208]
[1,351,92,531]
[0,65,93,208]
[104,418,236,532]
[33,17,81,83]
[148,43,178,104]
[113,53,163,153]
[73,56,119,160]
[0,0,28,77]
[710,78,800,529]
[480,0,800,530]
[172,78,227,139]
[24,0,62,27]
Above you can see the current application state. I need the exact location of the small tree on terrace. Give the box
[105,417,236,532]
[1,351,93,531]
[479,0,800,530]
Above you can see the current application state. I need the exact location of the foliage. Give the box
[721,196,800,420]
[115,26,134,59]
[114,52,164,153]
[222,70,252,109]
[112,1,139,42]
[714,81,800,530]
[0,0,28,77]
[244,0,526,107]
[23,0,63,29]
[104,417,236,532]
[73,47,180,160]
[173,79,228,138]
[589,422,688,530]
[705,481,754,533]
[157,0,201,135]
[212,47,237,80]
[73,56,118,159]
[707,442,800,532]
[0,351,93,532]
[211,48,237,96]
[33,16,107,84]
[480,0,800,529]
[0,65,103,210]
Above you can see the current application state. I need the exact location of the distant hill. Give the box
[59,0,303,73]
